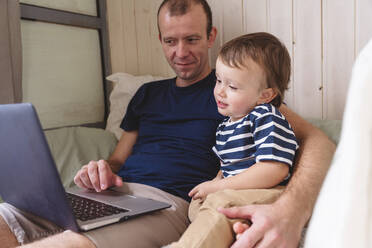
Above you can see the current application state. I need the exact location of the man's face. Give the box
[158,4,216,87]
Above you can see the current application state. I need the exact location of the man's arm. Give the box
[278,105,336,225]
[220,105,336,247]
[107,130,139,173]
[74,130,138,192]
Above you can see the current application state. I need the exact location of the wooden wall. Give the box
[106,0,372,120]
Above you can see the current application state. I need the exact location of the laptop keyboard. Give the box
[66,193,128,221]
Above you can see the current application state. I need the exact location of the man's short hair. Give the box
[218,32,291,107]
[157,0,213,37]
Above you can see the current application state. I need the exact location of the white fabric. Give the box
[305,39,372,247]
[106,73,165,140]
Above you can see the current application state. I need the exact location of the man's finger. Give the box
[74,173,86,189]
[87,161,100,192]
[114,175,123,187]
[254,233,279,248]
[98,160,110,190]
[79,168,94,189]
[236,233,242,240]
[231,224,264,248]
[218,205,254,220]
[74,165,89,188]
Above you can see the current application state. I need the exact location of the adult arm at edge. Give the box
[278,104,336,226]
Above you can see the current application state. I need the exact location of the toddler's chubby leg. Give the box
[169,188,284,248]
[170,190,244,248]
[187,198,203,222]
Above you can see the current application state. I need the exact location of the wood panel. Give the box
[267,0,295,111]
[292,0,323,118]
[208,0,224,67]
[323,0,355,120]
[220,0,243,42]
[121,0,139,75]
[107,0,138,74]
[243,0,268,33]
[208,0,243,68]
[106,0,124,73]
[134,0,154,75]
[148,0,174,77]
[106,0,372,120]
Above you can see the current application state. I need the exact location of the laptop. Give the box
[0,103,171,232]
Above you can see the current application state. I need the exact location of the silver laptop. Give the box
[0,103,170,232]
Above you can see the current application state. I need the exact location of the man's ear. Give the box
[257,88,278,105]
[207,27,217,48]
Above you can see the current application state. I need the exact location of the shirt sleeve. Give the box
[120,84,146,131]
[252,111,298,168]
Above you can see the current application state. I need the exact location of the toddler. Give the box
[170,32,298,248]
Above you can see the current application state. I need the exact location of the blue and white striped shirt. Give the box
[213,103,298,179]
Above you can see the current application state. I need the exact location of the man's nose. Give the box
[176,42,190,58]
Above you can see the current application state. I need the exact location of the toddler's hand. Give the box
[188,180,220,200]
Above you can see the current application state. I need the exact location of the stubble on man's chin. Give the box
[177,67,204,81]
[176,73,200,86]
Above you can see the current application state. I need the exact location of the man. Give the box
[0,0,335,247]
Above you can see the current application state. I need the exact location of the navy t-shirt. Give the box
[118,71,224,201]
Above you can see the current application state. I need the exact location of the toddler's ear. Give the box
[257,88,277,105]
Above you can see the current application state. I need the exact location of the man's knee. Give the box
[21,231,96,248]
[0,215,19,248]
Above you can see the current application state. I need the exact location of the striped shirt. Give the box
[213,103,298,179]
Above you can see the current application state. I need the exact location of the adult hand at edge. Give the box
[218,201,304,248]
[74,159,123,192]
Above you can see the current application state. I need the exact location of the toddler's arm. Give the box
[189,161,288,200]
[216,161,288,190]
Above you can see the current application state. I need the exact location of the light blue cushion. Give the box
[306,118,342,144]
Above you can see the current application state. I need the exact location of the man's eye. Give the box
[229,86,237,90]
[188,38,199,43]
[216,79,222,84]
[164,40,175,45]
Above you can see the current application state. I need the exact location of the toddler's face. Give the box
[214,57,267,121]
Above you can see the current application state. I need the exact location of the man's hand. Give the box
[74,160,123,192]
[218,202,304,248]
[188,180,221,200]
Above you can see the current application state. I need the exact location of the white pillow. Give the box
[106,72,166,140]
